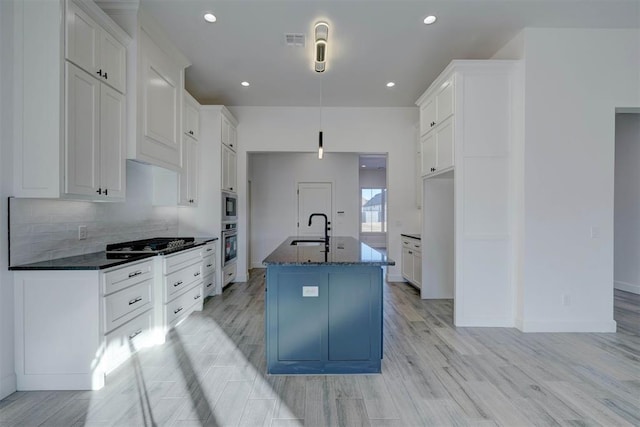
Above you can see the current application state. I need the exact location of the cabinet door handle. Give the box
[194,271,201,277]
[173,281,183,287]
[206,263,213,268]
[194,294,201,300]
[128,329,142,340]
[206,282,213,288]
[128,270,142,278]
[128,296,142,305]
[227,272,233,277]
[230,187,233,191]
[174,307,183,314]
[96,187,102,195]
[97,69,102,77]
[189,130,194,135]
[103,72,108,80]
[104,188,108,196]
[408,251,413,255]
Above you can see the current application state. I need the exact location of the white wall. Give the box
[614,113,640,294]
[232,107,419,282]
[520,29,640,332]
[0,0,16,399]
[248,152,359,268]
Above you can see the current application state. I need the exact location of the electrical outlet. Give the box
[78,225,87,240]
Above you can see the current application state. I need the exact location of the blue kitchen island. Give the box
[262,236,394,374]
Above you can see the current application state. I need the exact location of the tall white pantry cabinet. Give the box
[416,60,517,327]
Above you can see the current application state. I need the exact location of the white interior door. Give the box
[297,182,332,237]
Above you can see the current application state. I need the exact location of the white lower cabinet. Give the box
[155,246,206,337]
[13,243,217,391]
[401,236,422,289]
[13,258,155,391]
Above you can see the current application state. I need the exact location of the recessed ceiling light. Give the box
[386,82,395,88]
[423,15,437,25]
[204,13,217,23]
[241,81,250,87]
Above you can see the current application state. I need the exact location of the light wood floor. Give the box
[1,271,639,426]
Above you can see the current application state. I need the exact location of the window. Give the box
[361,188,387,233]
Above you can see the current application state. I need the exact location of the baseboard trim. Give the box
[614,280,640,295]
[250,262,266,270]
[0,373,17,399]
[455,317,514,328]
[386,274,405,283]
[519,319,617,333]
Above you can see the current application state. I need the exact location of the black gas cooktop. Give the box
[106,237,195,257]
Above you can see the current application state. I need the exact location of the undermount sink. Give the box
[291,240,325,246]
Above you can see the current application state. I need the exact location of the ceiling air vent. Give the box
[285,33,305,47]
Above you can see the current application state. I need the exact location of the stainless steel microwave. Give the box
[222,191,237,221]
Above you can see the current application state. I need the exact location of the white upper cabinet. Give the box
[222,144,237,193]
[179,92,200,206]
[417,72,456,177]
[13,0,130,200]
[184,92,200,141]
[66,0,126,94]
[221,114,237,151]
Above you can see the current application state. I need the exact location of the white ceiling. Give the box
[138,0,639,107]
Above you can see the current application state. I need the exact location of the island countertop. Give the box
[262,236,395,266]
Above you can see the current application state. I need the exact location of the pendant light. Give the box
[315,21,328,159]
[318,76,323,159]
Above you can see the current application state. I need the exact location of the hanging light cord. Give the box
[319,75,323,131]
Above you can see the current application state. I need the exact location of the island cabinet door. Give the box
[328,270,382,361]
[268,271,328,362]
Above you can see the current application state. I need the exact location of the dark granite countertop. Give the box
[262,236,395,266]
[9,237,218,271]
[401,233,421,240]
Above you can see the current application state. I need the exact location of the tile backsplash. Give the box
[9,198,178,265]
[8,161,180,266]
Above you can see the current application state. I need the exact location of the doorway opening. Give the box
[614,111,640,297]
[359,155,387,251]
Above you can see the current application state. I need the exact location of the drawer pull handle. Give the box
[174,307,183,314]
[414,245,420,248]
[206,282,213,288]
[194,271,201,277]
[227,272,233,277]
[174,281,183,287]
[408,251,413,255]
[206,264,213,268]
[194,294,201,300]
[128,296,142,305]
[128,329,143,340]
[206,248,213,252]
[128,270,142,278]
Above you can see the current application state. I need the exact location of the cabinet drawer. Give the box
[166,284,202,325]
[165,261,202,300]
[203,255,215,275]
[164,248,203,275]
[202,243,215,256]
[104,279,153,333]
[104,310,153,372]
[203,272,215,295]
[103,260,153,296]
